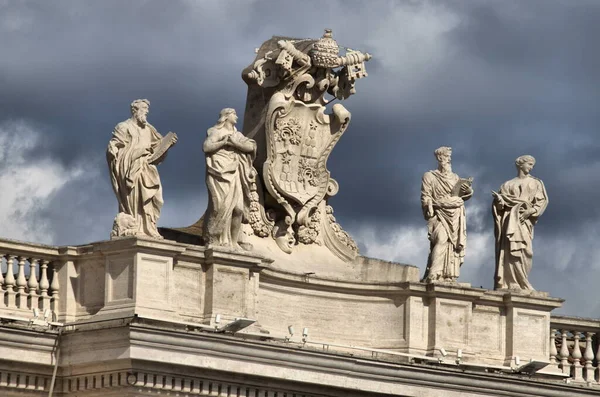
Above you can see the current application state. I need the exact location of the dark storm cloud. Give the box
[2,1,600,315]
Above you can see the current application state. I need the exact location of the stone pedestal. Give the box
[502,291,562,366]
[69,238,271,327]
[203,247,268,326]
[94,238,186,320]
[399,282,563,365]
[424,283,487,359]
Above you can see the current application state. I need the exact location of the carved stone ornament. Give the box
[239,29,371,260]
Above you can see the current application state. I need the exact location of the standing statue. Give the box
[164,30,371,261]
[107,99,178,239]
[203,108,257,250]
[492,155,548,290]
[421,147,473,283]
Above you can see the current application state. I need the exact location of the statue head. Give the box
[515,154,536,174]
[434,146,452,172]
[130,99,150,126]
[216,108,238,128]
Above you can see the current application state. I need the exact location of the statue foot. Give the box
[239,242,253,251]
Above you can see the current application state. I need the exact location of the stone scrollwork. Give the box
[248,177,274,238]
[238,29,371,260]
[297,206,322,245]
[323,205,359,259]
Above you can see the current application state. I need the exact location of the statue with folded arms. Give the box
[203,108,257,250]
[492,155,548,290]
[421,146,473,283]
[107,99,178,239]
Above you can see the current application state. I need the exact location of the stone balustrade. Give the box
[0,240,62,319]
[550,315,600,383]
[1,233,595,386]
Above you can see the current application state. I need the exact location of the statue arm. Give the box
[107,124,129,162]
[421,173,435,217]
[530,179,549,218]
[230,132,256,154]
[460,184,474,201]
[203,131,229,154]
[494,182,516,210]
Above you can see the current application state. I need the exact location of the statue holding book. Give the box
[421,146,473,283]
[107,98,178,239]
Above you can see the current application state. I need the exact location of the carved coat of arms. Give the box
[239,29,370,260]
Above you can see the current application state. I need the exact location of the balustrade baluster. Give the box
[50,264,60,315]
[595,336,600,384]
[559,329,570,374]
[15,257,27,309]
[38,260,51,310]
[0,254,5,309]
[572,331,583,381]
[0,254,5,289]
[27,258,39,310]
[39,260,49,296]
[583,332,595,382]
[4,255,16,307]
[549,328,558,364]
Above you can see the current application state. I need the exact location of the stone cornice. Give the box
[126,320,598,397]
[260,268,414,294]
[0,318,597,396]
[203,247,272,270]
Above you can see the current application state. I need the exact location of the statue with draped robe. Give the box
[492,155,548,290]
[421,146,473,283]
[203,108,257,250]
[107,99,177,239]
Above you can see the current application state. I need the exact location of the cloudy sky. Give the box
[1,0,599,317]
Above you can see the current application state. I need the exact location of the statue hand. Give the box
[460,183,473,197]
[135,146,151,159]
[170,133,178,145]
[519,208,536,223]
[427,204,434,218]
[492,191,505,208]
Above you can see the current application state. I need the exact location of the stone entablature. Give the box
[0,238,563,362]
[0,316,599,397]
[0,236,599,395]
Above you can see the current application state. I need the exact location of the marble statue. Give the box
[492,155,548,290]
[203,108,257,250]
[168,29,370,261]
[107,99,178,239]
[238,29,370,259]
[421,146,473,283]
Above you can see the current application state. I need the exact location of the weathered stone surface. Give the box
[421,146,473,283]
[169,30,371,264]
[240,29,371,260]
[202,108,257,251]
[493,155,548,290]
[107,99,178,239]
